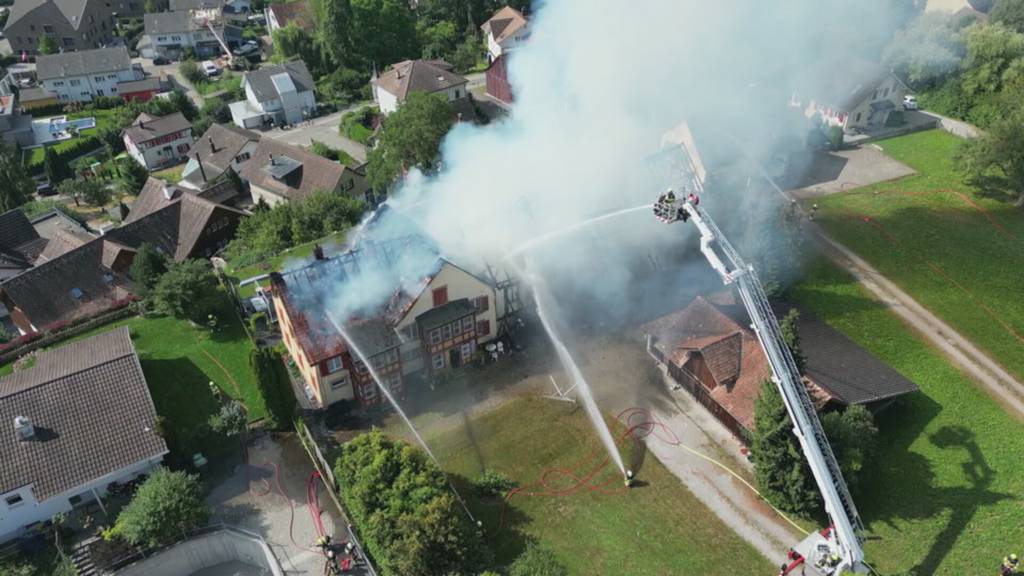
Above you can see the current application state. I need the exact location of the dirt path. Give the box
[813,232,1024,418]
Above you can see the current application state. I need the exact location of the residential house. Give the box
[171,0,250,24]
[36,46,141,102]
[140,10,242,60]
[0,180,244,334]
[180,122,260,192]
[792,59,908,132]
[229,60,315,129]
[116,77,163,102]
[122,112,194,171]
[270,234,498,408]
[642,295,919,441]
[0,327,168,543]
[265,0,312,33]
[239,138,369,206]
[371,59,468,116]
[481,5,528,63]
[3,0,141,56]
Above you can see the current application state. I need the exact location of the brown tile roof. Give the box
[239,139,349,202]
[0,327,168,500]
[482,5,527,44]
[122,112,192,145]
[0,209,45,268]
[372,59,467,102]
[183,123,260,187]
[268,0,314,31]
[114,178,246,261]
[0,238,135,331]
[36,229,92,263]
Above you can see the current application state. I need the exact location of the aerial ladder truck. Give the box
[653,191,867,576]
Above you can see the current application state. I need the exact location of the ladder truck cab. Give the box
[653,191,868,576]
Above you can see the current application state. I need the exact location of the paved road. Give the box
[133,56,205,108]
[262,108,368,164]
[786,145,916,199]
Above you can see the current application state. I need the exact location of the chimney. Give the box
[195,151,207,182]
[208,136,217,153]
[313,243,324,261]
[14,416,34,441]
[269,153,275,165]
[139,119,145,130]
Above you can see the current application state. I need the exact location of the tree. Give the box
[450,30,480,73]
[367,92,453,191]
[751,380,819,515]
[250,348,296,428]
[58,178,111,208]
[960,22,1024,97]
[208,400,248,437]
[418,20,458,60]
[113,468,209,547]
[129,243,169,298]
[315,0,351,67]
[43,146,71,185]
[345,0,419,69]
[820,405,878,489]
[334,430,487,576]
[882,12,967,87]
[38,35,57,55]
[273,22,320,67]
[509,542,568,576]
[118,157,150,195]
[955,110,1024,206]
[991,0,1024,34]
[149,259,222,323]
[780,309,806,373]
[0,142,33,212]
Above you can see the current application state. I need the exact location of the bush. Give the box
[474,469,516,498]
[113,468,209,547]
[208,400,248,437]
[250,347,295,428]
[509,542,568,576]
[149,259,222,323]
[129,243,169,298]
[824,125,843,151]
[180,60,204,84]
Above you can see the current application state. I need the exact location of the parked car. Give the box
[232,42,259,57]
[202,60,220,77]
[35,181,54,196]
[903,95,918,110]
[152,55,170,65]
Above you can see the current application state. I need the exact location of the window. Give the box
[401,347,421,362]
[401,323,418,341]
[855,112,862,123]
[385,349,398,364]
[326,356,343,373]
[81,91,90,97]
[460,342,474,363]
[429,328,441,345]
[172,35,181,41]
[53,80,65,86]
[235,152,250,162]
[176,143,191,154]
[96,89,104,96]
[474,295,489,313]
[63,37,74,46]
[5,494,24,507]
[94,76,103,82]
[44,25,54,33]
[108,74,117,79]
[476,320,490,337]
[69,495,83,506]
[158,36,167,41]
[872,89,878,100]
[355,361,368,375]
[432,353,445,370]
[441,324,452,340]
[431,286,448,307]
[385,374,400,392]
[455,90,461,99]
[462,317,473,332]
[452,320,461,337]
[362,382,377,401]
[70,79,81,86]
[331,374,349,390]
[29,25,36,31]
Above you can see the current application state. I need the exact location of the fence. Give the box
[0,305,137,365]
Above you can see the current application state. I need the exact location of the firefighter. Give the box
[1002,553,1020,576]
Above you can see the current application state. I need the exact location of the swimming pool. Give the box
[47,116,96,133]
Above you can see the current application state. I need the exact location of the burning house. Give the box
[270,236,499,408]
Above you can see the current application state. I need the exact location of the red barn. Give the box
[117,78,162,103]
[485,53,513,104]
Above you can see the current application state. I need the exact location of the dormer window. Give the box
[70,287,84,299]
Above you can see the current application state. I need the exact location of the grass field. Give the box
[420,397,774,575]
[195,72,242,97]
[808,129,1024,384]
[789,259,1024,575]
[0,304,265,460]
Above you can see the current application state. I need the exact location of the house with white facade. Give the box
[36,46,142,102]
[122,112,194,170]
[171,0,251,24]
[238,137,369,206]
[0,327,168,543]
[270,230,499,408]
[371,59,468,116]
[229,60,315,129]
[792,59,909,133]
[180,122,260,190]
[481,5,528,63]
[140,10,242,60]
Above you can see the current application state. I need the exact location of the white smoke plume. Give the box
[323,0,917,326]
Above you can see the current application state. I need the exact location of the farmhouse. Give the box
[0,328,167,543]
[371,59,468,116]
[792,59,908,132]
[229,60,316,129]
[122,112,194,171]
[239,138,369,206]
[36,46,141,102]
[643,295,919,441]
[270,234,498,408]
[180,122,261,191]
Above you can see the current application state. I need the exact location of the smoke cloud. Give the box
[325,0,917,328]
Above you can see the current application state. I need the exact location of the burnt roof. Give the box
[0,327,168,500]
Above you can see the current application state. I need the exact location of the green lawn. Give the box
[224,231,348,298]
[0,304,265,460]
[26,108,119,168]
[152,164,185,183]
[195,73,241,97]
[789,259,1024,575]
[419,397,774,575]
[809,129,1024,384]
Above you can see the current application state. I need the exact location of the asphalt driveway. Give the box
[783,144,916,199]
